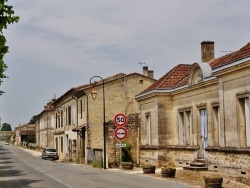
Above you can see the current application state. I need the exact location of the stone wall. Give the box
[207,151,250,185]
[0,131,14,141]
[106,113,140,167]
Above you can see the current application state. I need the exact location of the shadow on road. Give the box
[0,179,43,188]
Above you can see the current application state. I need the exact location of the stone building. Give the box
[135,41,250,183]
[35,99,56,148]
[14,123,36,145]
[51,67,155,164]
[52,86,84,161]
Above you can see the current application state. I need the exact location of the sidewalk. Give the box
[20,147,250,188]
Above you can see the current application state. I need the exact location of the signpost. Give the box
[115,143,126,148]
[114,113,128,166]
[114,113,127,127]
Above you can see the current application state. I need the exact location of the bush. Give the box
[122,142,133,162]
[92,161,103,168]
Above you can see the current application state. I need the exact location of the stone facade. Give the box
[52,88,79,161]
[106,113,140,167]
[51,68,155,165]
[73,70,156,166]
[36,100,55,148]
[135,41,250,185]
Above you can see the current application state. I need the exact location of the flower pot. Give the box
[142,166,156,174]
[121,162,134,170]
[161,168,176,178]
[203,176,223,188]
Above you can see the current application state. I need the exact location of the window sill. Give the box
[205,146,250,154]
[140,145,199,150]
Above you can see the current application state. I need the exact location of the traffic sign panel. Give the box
[114,113,127,127]
[114,127,127,140]
[115,143,126,148]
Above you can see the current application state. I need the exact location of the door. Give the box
[200,109,207,158]
[69,139,72,160]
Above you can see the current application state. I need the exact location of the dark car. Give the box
[42,148,59,160]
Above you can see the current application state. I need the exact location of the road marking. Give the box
[54,178,62,183]
[65,184,74,188]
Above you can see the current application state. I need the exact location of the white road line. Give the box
[65,184,74,188]
[54,178,62,183]
[47,174,53,178]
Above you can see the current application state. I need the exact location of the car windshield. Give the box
[47,149,56,152]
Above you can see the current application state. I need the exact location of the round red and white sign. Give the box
[114,127,127,140]
[114,113,127,127]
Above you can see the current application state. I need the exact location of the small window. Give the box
[139,80,143,84]
[145,113,151,145]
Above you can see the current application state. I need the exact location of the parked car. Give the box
[42,148,59,160]
[5,142,9,145]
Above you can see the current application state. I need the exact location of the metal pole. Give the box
[120,141,122,166]
[90,76,106,169]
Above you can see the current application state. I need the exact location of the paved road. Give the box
[0,141,197,188]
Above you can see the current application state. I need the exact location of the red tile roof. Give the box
[209,42,250,69]
[139,64,192,94]
[138,42,250,96]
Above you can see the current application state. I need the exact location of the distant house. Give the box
[135,41,250,182]
[14,123,36,146]
[35,99,56,148]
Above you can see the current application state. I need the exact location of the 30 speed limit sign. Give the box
[114,113,127,127]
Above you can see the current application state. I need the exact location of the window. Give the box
[178,110,192,145]
[55,137,58,151]
[145,113,151,145]
[72,104,76,125]
[238,97,250,147]
[200,109,207,158]
[61,136,63,153]
[51,115,55,128]
[68,106,71,125]
[212,106,220,146]
[80,100,83,119]
[60,110,63,127]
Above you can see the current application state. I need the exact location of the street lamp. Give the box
[90,76,106,169]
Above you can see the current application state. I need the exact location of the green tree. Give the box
[0,0,19,93]
[1,122,12,131]
[28,115,36,124]
[26,135,35,143]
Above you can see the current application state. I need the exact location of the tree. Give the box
[28,115,36,124]
[0,0,19,93]
[1,122,12,131]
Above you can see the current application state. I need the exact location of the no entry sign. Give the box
[114,127,127,140]
[114,113,127,127]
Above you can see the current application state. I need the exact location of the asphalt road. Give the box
[0,141,196,188]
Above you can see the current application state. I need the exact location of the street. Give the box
[0,141,196,188]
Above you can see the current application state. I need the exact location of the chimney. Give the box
[201,41,215,62]
[143,66,148,77]
[148,70,154,79]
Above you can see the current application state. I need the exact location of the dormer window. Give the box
[188,63,212,86]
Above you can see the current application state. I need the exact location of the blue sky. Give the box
[1,0,250,128]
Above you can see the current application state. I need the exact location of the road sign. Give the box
[114,127,127,140]
[114,113,127,127]
[115,143,126,148]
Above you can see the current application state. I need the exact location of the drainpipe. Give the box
[84,93,89,164]
[137,126,140,165]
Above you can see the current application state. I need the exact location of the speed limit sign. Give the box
[114,113,127,127]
